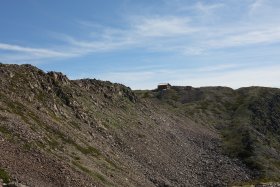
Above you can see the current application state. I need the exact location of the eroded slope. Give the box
[0,64,251,186]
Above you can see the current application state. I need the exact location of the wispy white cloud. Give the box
[0,42,83,65]
[56,16,199,55]
[165,0,224,14]
[183,64,280,89]
[67,2,280,56]
[195,64,240,72]
[250,0,266,14]
[0,43,69,57]
[206,27,280,49]
[133,17,196,37]
[1,0,280,64]
[193,2,224,14]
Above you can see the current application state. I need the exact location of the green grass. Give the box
[0,168,10,183]
[0,125,16,141]
[69,121,81,130]
[151,86,280,181]
[45,138,60,149]
[1,96,31,124]
[44,125,101,156]
[103,157,120,170]
[72,161,109,184]
[72,155,81,160]
[75,144,100,156]
[22,143,33,151]
[0,115,8,121]
[0,126,10,135]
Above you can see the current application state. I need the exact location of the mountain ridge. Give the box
[0,63,279,186]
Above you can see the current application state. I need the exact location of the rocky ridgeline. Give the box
[0,63,136,102]
[0,63,279,186]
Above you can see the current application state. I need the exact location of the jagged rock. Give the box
[47,71,70,85]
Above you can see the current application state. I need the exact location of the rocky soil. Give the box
[0,63,278,186]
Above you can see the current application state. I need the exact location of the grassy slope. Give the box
[1,63,275,186]
[136,86,280,181]
[0,64,151,186]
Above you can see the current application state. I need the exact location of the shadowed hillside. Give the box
[136,85,280,183]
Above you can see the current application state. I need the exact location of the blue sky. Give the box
[1,0,280,89]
